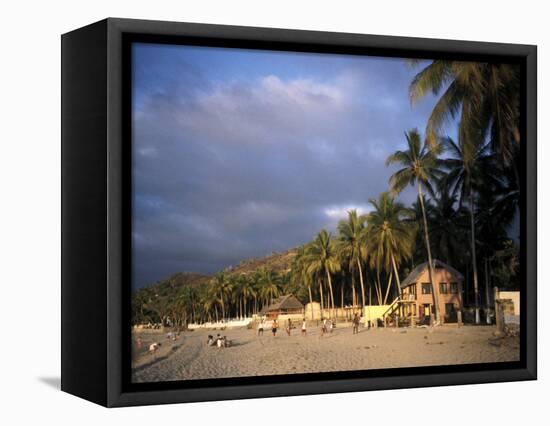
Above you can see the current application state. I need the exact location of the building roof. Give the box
[260,294,304,314]
[401,259,464,288]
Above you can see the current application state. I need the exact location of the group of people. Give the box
[257,318,309,337]
[257,313,363,337]
[207,334,232,348]
[320,318,336,336]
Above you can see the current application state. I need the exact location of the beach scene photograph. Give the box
[130,43,521,383]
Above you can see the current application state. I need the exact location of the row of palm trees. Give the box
[132,59,520,327]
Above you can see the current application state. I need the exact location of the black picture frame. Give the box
[61,17,537,407]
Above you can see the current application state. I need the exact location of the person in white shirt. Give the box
[257,320,264,336]
[148,342,161,355]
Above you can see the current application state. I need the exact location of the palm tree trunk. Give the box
[319,280,325,317]
[383,270,393,305]
[351,275,357,307]
[391,254,402,301]
[375,266,383,305]
[469,190,480,324]
[326,271,336,319]
[308,285,314,320]
[417,184,440,323]
[356,259,366,308]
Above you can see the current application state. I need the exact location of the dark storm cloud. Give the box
[132,47,439,287]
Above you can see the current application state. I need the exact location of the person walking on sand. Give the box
[321,318,327,337]
[352,313,360,335]
[257,319,264,336]
[271,319,278,337]
[286,318,292,336]
[301,319,307,336]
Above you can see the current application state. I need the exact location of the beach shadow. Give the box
[133,352,173,373]
[38,376,61,390]
[132,343,185,373]
[227,340,249,348]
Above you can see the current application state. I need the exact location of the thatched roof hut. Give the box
[260,294,304,318]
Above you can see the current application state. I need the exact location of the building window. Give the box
[450,282,458,294]
[439,282,448,294]
[421,283,431,294]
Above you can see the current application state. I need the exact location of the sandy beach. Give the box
[132,324,519,383]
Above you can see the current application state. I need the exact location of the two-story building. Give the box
[400,259,464,324]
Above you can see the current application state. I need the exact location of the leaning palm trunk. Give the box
[417,184,440,323]
[375,267,383,305]
[469,190,480,324]
[357,259,367,308]
[351,277,357,307]
[391,254,402,298]
[383,270,393,305]
[391,254,403,318]
[308,285,314,320]
[319,280,325,318]
[326,271,336,319]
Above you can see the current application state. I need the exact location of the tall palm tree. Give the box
[291,246,315,319]
[212,272,233,320]
[203,285,220,322]
[174,287,192,328]
[306,229,340,318]
[428,179,469,267]
[365,192,414,304]
[258,268,281,306]
[238,274,255,318]
[337,210,368,308]
[440,136,495,323]
[409,60,520,168]
[386,129,442,322]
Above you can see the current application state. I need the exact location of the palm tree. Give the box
[409,60,520,168]
[428,179,469,267]
[238,274,255,318]
[337,210,368,308]
[258,268,281,306]
[174,287,192,328]
[386,129,442,322]
[365,192,414,304]
[203,285,220,322]
[211,272,233,320]
[306,230,340,318]
[439,136,495,323]
[291,246,315,319]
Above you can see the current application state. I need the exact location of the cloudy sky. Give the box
[131,43,443,288]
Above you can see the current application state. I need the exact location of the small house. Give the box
[260,294,304,319]
[400,259,464,324]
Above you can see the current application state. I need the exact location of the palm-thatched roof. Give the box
[260,294,304,314]
[401,259,464,288]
